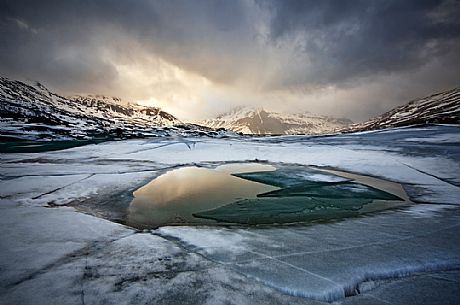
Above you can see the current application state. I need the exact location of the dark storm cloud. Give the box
[260,0,460,87]
[0,0,459,120]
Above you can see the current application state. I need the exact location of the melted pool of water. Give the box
[126,163,276,228]
[125,163,411,228]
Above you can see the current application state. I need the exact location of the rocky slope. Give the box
[0,77,231,140]
[345,87,460,132]
[201,107,353,135]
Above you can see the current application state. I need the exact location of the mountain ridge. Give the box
[201,106,353,135]
[0,77,230,140]
[2,76,458,140]
[344,87,460,133]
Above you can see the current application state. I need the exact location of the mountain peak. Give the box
[203,107,352,135]
[69,94,127,106]
[216,106,265,119]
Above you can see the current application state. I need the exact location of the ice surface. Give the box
[1,124,459,303]
[257,181,400,200]
[233,166,351,187]
[0,204,318,305]
[195,197,374,224]
[160,205,460,301]
[341,270,460,305]
[0,201,132,288]
[404,133,460,144]
[0,174,89,201]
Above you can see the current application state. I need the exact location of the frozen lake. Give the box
[74,161,410,229]
[1,124,459,304]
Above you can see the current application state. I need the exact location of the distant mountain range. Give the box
[344,87,460,133]
[201,107,353,135]
[1,76,459,141]
[0,77,231,140]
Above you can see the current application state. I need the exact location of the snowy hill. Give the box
[345,87,460,132]
[0,77,231,140]
[201,107,353,135]
[69,95,181,127]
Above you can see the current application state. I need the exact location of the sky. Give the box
[1,0,459,122]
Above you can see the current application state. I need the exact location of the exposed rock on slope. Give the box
[345,87,460,132]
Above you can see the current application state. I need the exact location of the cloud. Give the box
[0,0,459,121]
[261,0,460,87]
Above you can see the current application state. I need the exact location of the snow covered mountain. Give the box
[69,95,181,127]
[201,107,353,135]
[345,87,460,132]
[0,77,230,140]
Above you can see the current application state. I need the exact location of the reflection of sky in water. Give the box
[127,163,276,228]
[126,163,411,228]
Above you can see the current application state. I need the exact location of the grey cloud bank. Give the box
[1,0,459,121]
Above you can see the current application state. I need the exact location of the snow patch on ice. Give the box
[404,133,460,143]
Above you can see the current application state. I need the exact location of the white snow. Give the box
[1,125,459,303]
